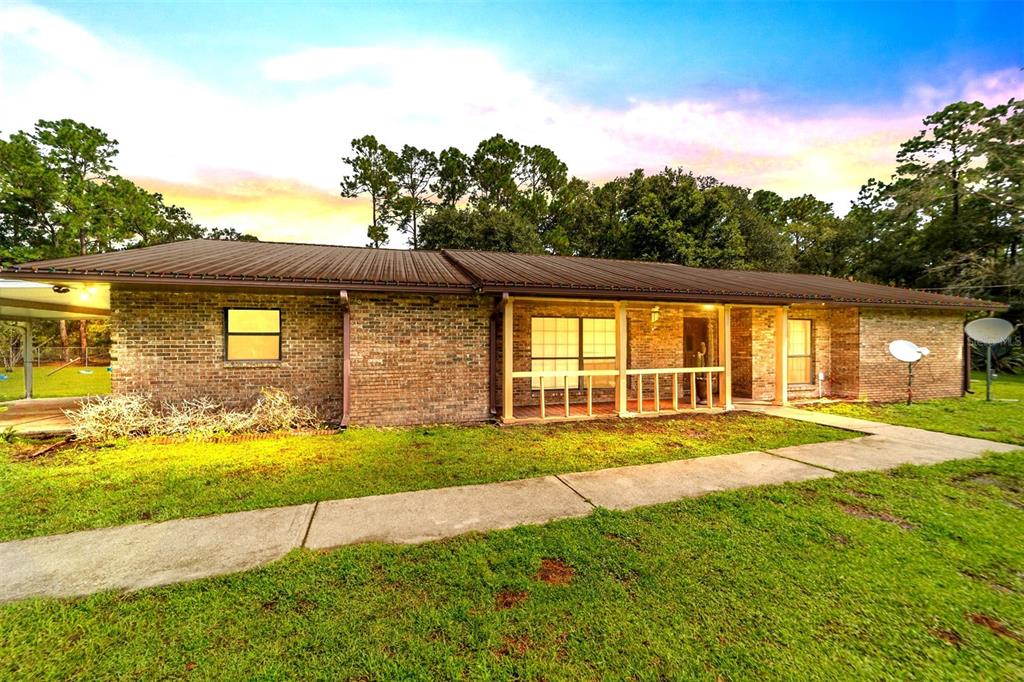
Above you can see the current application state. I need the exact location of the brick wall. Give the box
[749,308,777,401]
[110,288,344,416]
[348,293,491,426]
[830,307,860,398]
[856,308,965,401]
[730,307,753,399]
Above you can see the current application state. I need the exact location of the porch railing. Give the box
[510,369,618,419]
[510,366,726,420]
[626,366,725,413]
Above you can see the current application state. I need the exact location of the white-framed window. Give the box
[530,316,616,390]
[787,319,813,384]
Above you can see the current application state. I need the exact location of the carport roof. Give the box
[0,238,1005,310]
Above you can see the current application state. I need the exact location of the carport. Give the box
[0,279,110,400]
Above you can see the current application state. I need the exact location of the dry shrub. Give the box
[66,394,157,441]
[249,387,319,432]
[67,388,321,441]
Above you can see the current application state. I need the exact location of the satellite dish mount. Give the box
[964,318,1016,401]
[888,340,931,405]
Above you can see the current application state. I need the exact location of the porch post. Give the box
[719,305,732,409]
[774,306,789,405]
[615,301,628,416]
[502,296,514,421]
[23,320,33,400]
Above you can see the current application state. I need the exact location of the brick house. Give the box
[0,239,1003,426]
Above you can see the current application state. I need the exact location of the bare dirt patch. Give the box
[496,634,533,657]
[837,502,916,530]
[604,532,642,549]
[534,558,575,585]
[528,411,738,437]
[929,628,964,647]
[967,613,1023,642]
[494,590,528,610]
[830,532,851,546]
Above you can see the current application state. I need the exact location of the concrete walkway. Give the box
[0,397,78,435]
[1,409,1019,602]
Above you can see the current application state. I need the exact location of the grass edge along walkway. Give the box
[0,411,850,542]
[2,409,1018,604]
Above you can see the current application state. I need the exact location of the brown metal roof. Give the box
[5,239,476,291]
[1,239,1003,309]
[442,249,1002,309]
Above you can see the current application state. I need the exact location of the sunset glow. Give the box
[2,2,1020,246]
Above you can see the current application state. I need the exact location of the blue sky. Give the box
[3,1,1022,244]
[42,1,1022,106]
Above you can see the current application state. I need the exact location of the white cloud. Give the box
[1,3,1021,245]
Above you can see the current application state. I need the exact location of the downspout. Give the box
[962,320,973,395]
[340,290,351,427]
[489,293,509,419]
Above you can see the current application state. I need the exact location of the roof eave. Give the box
[0,269,478,295]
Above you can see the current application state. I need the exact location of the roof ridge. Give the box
[439,250,485,289]
[195,237,444,255]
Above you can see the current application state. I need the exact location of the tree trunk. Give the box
[59,320,69,363]
[79,320,88,367]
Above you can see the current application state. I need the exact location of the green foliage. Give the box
[339,134,399,248]
[971,340,1024,375]
[0,119,254,265]
[390,144,438,249]
[342,96,1022,314]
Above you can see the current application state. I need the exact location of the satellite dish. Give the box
[965,318,1014,345]
[888,340,930,363]
[965,317,1016,401]
[888,340,931,405]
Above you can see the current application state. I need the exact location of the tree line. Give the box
[0,119,255,265]
[340,99,1023,313]
[0,119,256,357]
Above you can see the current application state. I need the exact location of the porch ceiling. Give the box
[0,279,109,320]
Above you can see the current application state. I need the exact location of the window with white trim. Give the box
[530,317,616,390]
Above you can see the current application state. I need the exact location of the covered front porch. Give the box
[497,296,800,423]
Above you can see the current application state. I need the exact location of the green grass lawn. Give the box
[813,371,1024,445]
[0,412,850,542]
[2,451,1022,679]
[0,366,111,401]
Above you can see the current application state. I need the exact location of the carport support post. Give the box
[774,306,789,405]
[23,320,33,399]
